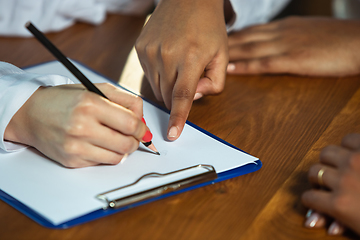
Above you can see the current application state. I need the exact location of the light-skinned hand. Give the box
[4,83,147,168]
[302,133,360,236]
[227,17,360,77]
[135,0,228,141]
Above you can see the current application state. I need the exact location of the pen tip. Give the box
[145,142,160,155]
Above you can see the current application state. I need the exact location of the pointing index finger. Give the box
[167,70,199,141]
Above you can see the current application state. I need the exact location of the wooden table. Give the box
[1,14,359,240]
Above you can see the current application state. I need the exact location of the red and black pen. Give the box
[141,117,159,155]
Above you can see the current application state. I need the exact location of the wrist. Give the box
[4,111,29,145]
[4,87,44,146]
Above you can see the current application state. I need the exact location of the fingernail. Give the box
[304,212,320,228]
[141,117,146,124]
[305,209,313,218]
[194,92,203,100]
[168,126,178,140]
[227,63,236,72]
[142,130,153,142]
[120,153,128,164]
[328,221,343,235]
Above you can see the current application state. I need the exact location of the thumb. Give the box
[194,50,228,100]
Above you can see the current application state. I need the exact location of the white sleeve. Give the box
[0,0,155,37]
[227,0,291,32]
[99,0,154,15]
[0,62,73,152]
[0,0,107,37]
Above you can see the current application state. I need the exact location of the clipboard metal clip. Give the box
[96,164,217,209]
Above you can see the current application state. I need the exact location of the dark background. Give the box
[275,0,332,18]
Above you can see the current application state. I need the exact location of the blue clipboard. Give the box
[0,61,262,229]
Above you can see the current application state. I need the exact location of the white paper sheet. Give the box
[0,61,258,225]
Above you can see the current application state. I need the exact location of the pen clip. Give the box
[96,164,217,209]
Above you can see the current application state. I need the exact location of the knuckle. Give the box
[62,139,82,157]
[338,173,358,192]
[135,39,157,58]
[133,95,143,108]
[242,42,258,53]
[170,111,188,123]
[239,60,260,74]
[142,43,157,58]
[65,120,86,136]
[120,140,138,154]
[126,116,140,134]
[74,93,97,115]
[107,128,119,140]
[72,92,98,116]
[160,44,175,60]
[172,87,193,101]
[185,46,201,63]
[332,195,350,216]
[348,153,360,170]
[64,114,91,137]
[234,61,251,73]
[237,61,250,72]
[211,81,225,94]
[258,58,273,71]
[319,145,336,161]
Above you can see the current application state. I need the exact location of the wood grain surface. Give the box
[0,14,359,240]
